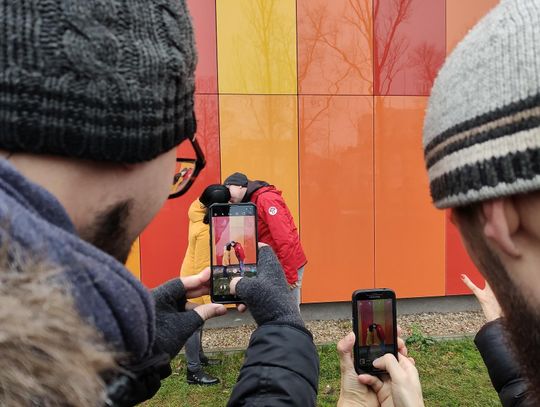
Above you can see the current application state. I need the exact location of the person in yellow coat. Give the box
[180,184,230,386]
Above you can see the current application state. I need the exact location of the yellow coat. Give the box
[180,199,211,305]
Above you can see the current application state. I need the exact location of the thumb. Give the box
[337,332,356,371]
[255,246,289,292]
[373,353,404,382]
[229,277,243,296]
[194,303,227,321]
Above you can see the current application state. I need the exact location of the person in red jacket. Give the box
[224,172,307,305]
[231,241,246,276]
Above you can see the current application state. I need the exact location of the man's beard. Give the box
[461,223,540,404]
[80,200,134,265]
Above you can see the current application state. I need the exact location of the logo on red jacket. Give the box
[268,206,278,216]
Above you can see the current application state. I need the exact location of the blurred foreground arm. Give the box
[226,246,319,406]
[463,275,533,407]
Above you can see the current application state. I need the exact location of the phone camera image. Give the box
[356,297,396,371]
[210,204,258,302]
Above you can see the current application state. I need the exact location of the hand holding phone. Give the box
[209,203,258,304]
[352,289,398,374]
[229,245,304,328]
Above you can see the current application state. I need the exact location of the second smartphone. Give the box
[209,203,258,304]
[352,289,398,374]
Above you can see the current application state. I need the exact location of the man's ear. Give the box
[482,199,521,258]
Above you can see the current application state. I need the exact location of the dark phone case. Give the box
[209,203,258,304]
[352,288,398,375]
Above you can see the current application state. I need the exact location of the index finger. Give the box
[182,268,211,290]
[398,337,408,357]
[358,374,384,394]
[461,274,480,294]
[398,353,419,376]
[337,332,355,371]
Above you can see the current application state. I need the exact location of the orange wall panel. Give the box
[297,0,373,95]
[140,95,221,288]
[219,95,299,224]
[300,96,374,303]
[446,0,499,53]
[374,96,445,298]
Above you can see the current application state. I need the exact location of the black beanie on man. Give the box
[0,0,197,163]
[224,172,249,188]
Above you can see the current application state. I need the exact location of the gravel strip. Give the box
[201,311,487,352]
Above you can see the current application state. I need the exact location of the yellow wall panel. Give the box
[126,238,141,280]
[219,95,299,225]
[216,0,297,94]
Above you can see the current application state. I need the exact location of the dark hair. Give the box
[200,184,230,224]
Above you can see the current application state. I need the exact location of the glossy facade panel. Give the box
[216,0,297,94]
[297,0,372,95]
[141,95,221,288]
[219,95,299,224]
[374,0,445,96]
[444,0,497,294]
[300,96,374,302]
[187,0,218,93]
[374,97,445,298]
[446,0,499,53]
[132,1,495,302]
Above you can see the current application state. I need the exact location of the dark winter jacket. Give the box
[227,323,319,406]
[475,319,534,407]
[0,159,175,406]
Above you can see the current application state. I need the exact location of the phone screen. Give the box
[210,203,258,303]
[354,292,397,373]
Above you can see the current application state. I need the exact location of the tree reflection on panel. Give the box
[374,0,445,96]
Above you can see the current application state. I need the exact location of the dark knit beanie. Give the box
[224,172,249,187]
[423,0,540,208]
[0,0,197,163]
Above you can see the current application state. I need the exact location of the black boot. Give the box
[186,369,220,386]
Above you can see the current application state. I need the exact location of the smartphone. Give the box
[352,289,398,374]
[209,203,258,304]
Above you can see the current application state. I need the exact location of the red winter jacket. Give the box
[233,242,246,262]
[250,186,307,284]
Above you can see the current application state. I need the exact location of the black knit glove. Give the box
[151,279,203,359]
[235,246,304,329]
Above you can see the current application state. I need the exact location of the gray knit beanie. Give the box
[0,0,197,163]
[423,0,540,209]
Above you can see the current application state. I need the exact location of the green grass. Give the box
[142,338,500,407]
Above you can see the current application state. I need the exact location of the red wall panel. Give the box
[446,212,484,295]
[140,95,220,288]
[374,0,445,96]
[187,0,218,93]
